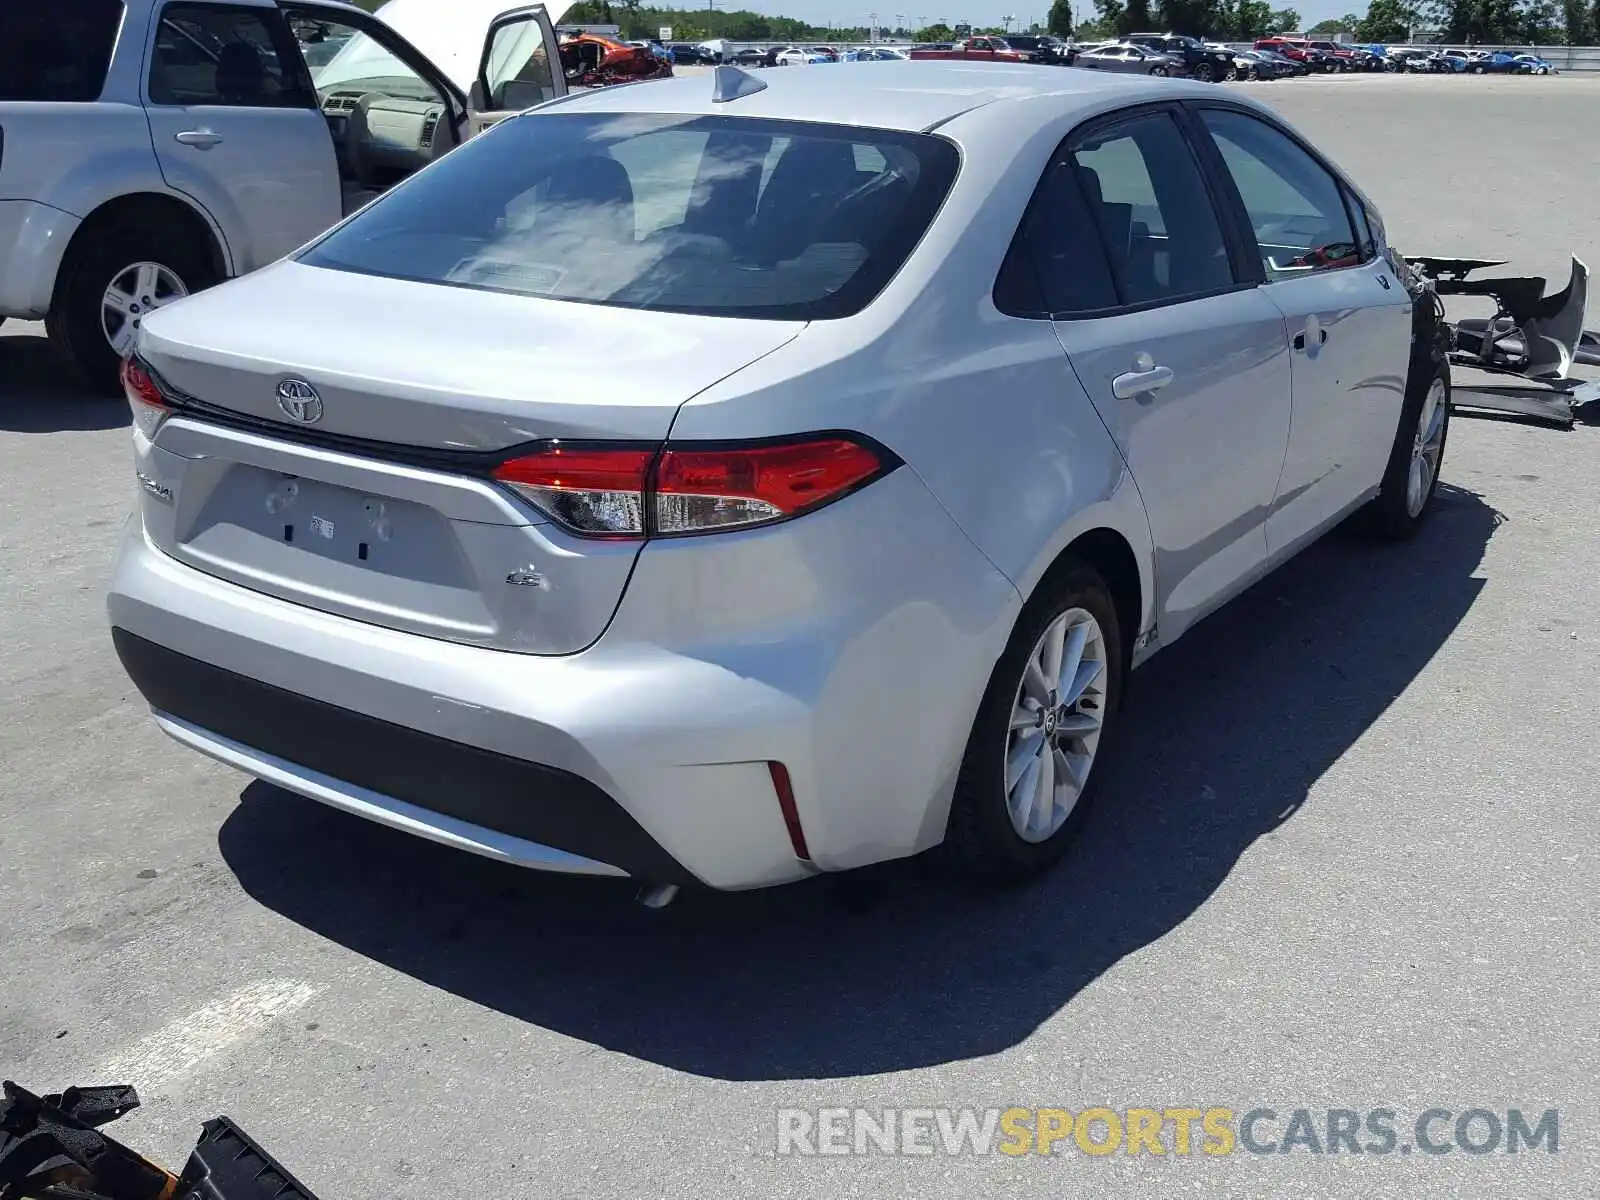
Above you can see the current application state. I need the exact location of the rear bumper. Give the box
[107,461,1020,889]
[0,200,79,319]
[115,629,680,882]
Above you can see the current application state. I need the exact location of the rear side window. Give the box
[1067,111,1234,306]
[299,112,960,321]
[996,161,1118,316]
[0,0,124,102]
[148,3,309,108]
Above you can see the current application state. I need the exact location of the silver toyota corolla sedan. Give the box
[108,62,1450,893]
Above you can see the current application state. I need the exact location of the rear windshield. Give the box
[0,0,124,101]
[298,112,960,321]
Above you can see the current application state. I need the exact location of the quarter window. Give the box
[1066,111,1234,306]
[0,0,124,102]
[996,159,1119,315]
[148,3,308,107]
[1198,108,1360,280]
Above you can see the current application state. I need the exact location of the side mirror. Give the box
[468,79,488,113]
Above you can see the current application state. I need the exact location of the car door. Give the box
[1191,104,1412,558]
[1037,106,1294,639]
[280,1,477,216]
[472,5,567,134]
[142,0,341,273]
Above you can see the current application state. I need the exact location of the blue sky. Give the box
[771,0,1353,31]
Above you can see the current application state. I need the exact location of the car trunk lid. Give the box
[135,261,802,655]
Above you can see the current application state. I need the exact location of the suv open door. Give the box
[471,4,567,135]
[365,0,569,137]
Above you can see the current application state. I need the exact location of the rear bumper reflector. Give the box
[768,761,811,861]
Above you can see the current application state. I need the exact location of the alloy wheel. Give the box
[102,262,188,357]
[1407,377,1448,517]
[1003,607,1107,843]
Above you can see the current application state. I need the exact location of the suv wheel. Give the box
[1192,60,1216,81]
[49,215,218,391]
[945,559,1125,884]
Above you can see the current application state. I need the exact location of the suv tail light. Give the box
[122,355,170,440]
[492,435,894,539]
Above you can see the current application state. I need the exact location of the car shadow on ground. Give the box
[0,331,126,432]
[219,483,1502,1081]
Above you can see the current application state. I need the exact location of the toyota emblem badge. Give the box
[276,378,324,424]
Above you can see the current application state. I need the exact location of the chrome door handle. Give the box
[174,129,224,150]
[1111,365,1174,399]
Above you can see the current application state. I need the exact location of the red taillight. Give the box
[121,356,169,439]
[493,446,654,537]
[492,436,890,538]
[654,438,885,534]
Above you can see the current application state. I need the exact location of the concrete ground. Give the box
[2,74,1596,1199]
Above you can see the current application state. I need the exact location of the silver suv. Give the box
[0,0,567,387]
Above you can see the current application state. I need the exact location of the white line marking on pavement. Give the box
[99,978,322,1091]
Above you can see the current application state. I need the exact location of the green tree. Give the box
[1047,0,1077,33]
[1308,11,1360,30]
[1355,0,1415,39]
[1519,0,1562,38]
[1157,0,1223,34]
[1267,5,1301,30]
[1561,0,1593,40]
[1234,0,1275,33]
[917,21,955,38]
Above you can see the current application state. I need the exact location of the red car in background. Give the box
[557,30,673,85]
[908,36,1035,62]
[1253,36,1335,70]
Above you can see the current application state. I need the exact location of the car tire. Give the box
[944,558,1125,885]
[1357,351,1451,540]
[1150,65,1168,76]
[47,215,218,392]
[1192,61,1215,81]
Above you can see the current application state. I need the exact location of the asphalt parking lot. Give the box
[2,73,1597,1199]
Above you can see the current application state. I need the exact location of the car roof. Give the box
[533,60,1227,134]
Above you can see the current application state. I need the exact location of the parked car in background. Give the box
[999,34,1076,64]
[1465,49,1521,73]
[1385,47,1428,70]
[667,43,718,64]
[1437,48,1473,71]
[1513,53,1555,74]
[1304,38,1358,69]
[1123,32,1233,81]
[1256,47,1310,75]
[109,62,1451,895]
[0,0,569,387]
[729,46,767,65]
[846,47,910,61]
[1073,42,1184,75]
[1254,36,1329,70]
[909,36,1036,62]
[1229,49,1292,80]
[775,46,831,64]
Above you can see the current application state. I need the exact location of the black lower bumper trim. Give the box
[111,628,699,886]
